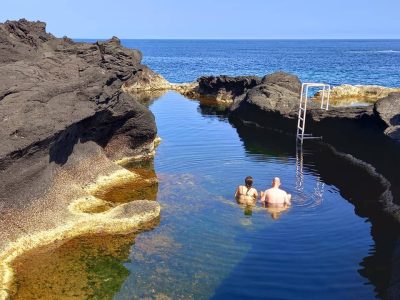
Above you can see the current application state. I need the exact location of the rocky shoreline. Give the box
[0,19,162,298]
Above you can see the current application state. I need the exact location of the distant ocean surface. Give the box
[114,39,400,87]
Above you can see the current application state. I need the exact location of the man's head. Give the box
[272,177,281,188]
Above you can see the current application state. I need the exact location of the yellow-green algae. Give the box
[12,233,136,300]
[12,217,160,300]
[0,139,161,300]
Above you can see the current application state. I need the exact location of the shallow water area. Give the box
[12,233,136,300]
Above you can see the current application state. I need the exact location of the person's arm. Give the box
[234,187,239,199]
[261,190,267,202]
[253,189,258,200]
[285,193,292,206]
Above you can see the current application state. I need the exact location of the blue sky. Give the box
[1,0,399,39]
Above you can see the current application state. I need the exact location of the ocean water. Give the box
[120,39,400,86]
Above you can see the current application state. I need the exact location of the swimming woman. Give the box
[235,176,258,206]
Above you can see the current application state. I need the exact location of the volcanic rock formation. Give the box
[375,93,400,141]
[0,19,162,298]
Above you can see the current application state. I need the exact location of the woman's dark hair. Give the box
[245,176,253,188]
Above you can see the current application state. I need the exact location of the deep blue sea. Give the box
[119,39,400,86]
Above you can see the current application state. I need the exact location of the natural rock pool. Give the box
[12,92,397,299]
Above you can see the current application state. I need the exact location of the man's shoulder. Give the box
[278,188,288,195]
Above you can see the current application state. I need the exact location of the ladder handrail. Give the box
[296,83,331,144]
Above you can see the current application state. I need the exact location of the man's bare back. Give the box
[261,177,291,206]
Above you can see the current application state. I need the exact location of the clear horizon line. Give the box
[72,37,400,41]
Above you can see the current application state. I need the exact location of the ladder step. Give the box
[299,117,304,121]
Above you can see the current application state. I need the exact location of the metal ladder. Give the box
[296,83,331,144]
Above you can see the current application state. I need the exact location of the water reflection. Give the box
[264,203,290,220]
[295,145,325,209]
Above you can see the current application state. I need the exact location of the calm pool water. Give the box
[112,92,379,299]
[12,91,395,299]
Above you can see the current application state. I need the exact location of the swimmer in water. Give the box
[235,176,258,206]
[261,177,291,220]
[261,177,291,206]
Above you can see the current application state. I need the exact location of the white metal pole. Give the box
[297,83,305,138]
[326,85,331,110]
[302,85,309,144]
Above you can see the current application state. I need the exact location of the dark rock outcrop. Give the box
[0,19,160,260]
[375,93,400,126]
[0,19,157,170]
[231,82,300,119]
[229,72,382,135]
[261,71,302,94]
[375,93,400,141]
[195,75,261,102]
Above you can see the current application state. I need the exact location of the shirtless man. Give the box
[235,176,258,206]
[261,177,291,206]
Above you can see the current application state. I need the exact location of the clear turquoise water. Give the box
[120,39,400,86]
[113,92,380,299]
